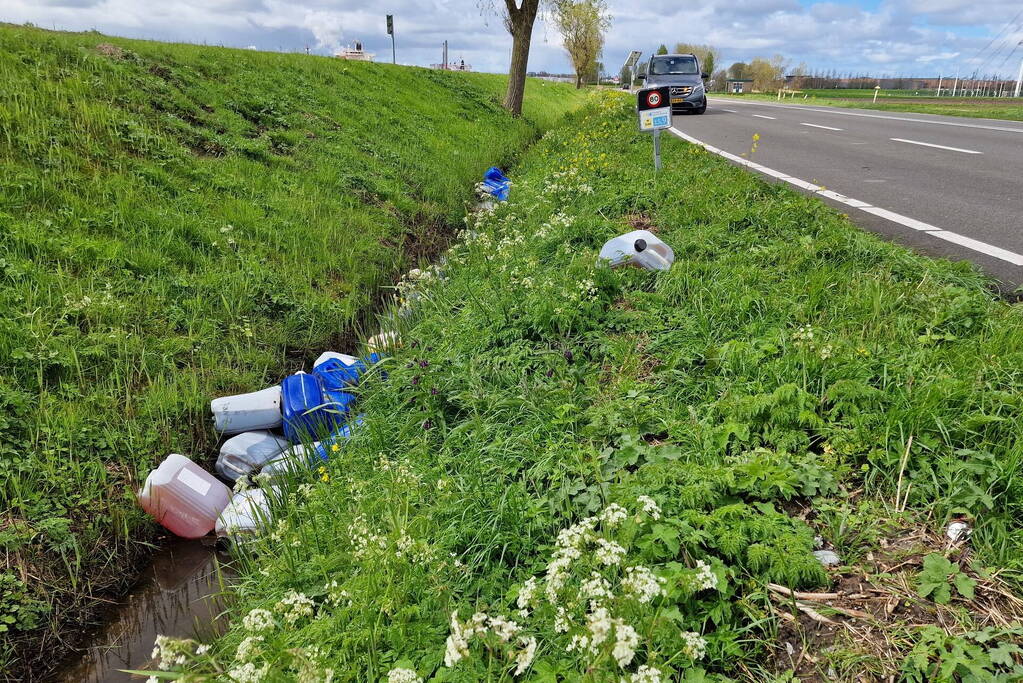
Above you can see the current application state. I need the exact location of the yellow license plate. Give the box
[670,97,686,103]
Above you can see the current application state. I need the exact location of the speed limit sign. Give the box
[636,86,671,131]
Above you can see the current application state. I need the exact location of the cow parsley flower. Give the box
[513,636,537,676]
[228,662,269,683]
[600,503,628,527]
[612,621,640,667]
[275,590,315,625]
[594,538,626,566]
[628,665,664,683]
[622,565,666,603]
[681,631,708,660]
[236,635,263,661]
[636,495,661,520]
[695,559,718,591]
[387,668,422,683]
[489,615,521,643]
[580,571,613,602]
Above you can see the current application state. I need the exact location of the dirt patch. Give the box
[767,525,1023,680]
[94,43,125,59]
[625,213,658,233]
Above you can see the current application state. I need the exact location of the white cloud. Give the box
[2,0,1021,78]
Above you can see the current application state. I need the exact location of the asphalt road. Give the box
[668,97,1023,290]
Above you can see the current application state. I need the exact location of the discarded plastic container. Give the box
[313,351,359,369]
[259,418,363,479]
[216,487,277,539]
[211,385,282,434]
[215,430,291,483]
[314,353,383,390]
[138,454,231,538]
[367,331,400,354]
[482,166,510,201]
[598,230,675,271]
[281,372,341,443]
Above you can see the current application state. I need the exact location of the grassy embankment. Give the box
[714,90,1023,122]
[147,92,1023,681]
[0,24,586,676]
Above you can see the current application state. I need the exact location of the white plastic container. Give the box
[367,331,400,353]
[211,386,282,434]
[215,487,277,539]
[313,352,359,369]
[138,454,231,539]
[215,430,291,482]
[598,230,674,271]
[258,443,318,480]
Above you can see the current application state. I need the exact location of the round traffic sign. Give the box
[646,91,662,107]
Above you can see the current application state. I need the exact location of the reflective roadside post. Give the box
[637,86,672,171]
[386,15,395,64]
[873,84,881,103]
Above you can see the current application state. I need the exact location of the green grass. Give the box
[146,93,1023,680]
[0,23,587,674]
[714,91,1023,121]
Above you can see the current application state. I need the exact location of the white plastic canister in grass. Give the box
[216,487,277,540]
[598,230,674,271]
[313,352,359,369]
[138,454,231,538]
[210,385,282,434]
[215,430,291,482]
[258,442,319,481]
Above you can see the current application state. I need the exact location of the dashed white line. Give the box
[707,97,1023,134]
[720,108,737,113]
[667,126,1023,266]
[800,122,843,131]
[752,114,776,120]
[890,138,983,154]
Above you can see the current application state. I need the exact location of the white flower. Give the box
[196,644,211,655]
[682,631,708,661]
[628,665,664,683]
[612,621,640,667]
[444,611,472,667]
[636,495,661,520]
[594,538,626,566]
[694,559,719,591]
[622,565,666,603]
[387,668,422,683]
[580,571,613,602]
[235,635,263,661]
[151,635,194,669]
[600,503,628,527]
[517,576,539,611]
[554,606,571,633]
[513,636,537,676]
[242,608,274,632]
[489,615,521,642]
[229,662,269,683]
[586,606,613,652]
[275,590,315,625]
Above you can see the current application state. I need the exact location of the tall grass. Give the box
[0,23,586,675]
[151,93,1023,680]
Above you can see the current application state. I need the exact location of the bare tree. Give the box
[553,0,611,89]
[674,43,720,76]
[478,0,542,116]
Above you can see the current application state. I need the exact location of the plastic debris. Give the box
[211,385,282,434]
[812,549,841,567]
[216,487,277,540]
[481,166,510,201]
[313,351,359,369]
[947,520,972,543]
[367,331,400,354]
[259,418,363,480]
[598,230,674,271]
[215,430,291,483]
[314,353,382,390]
[281,371,342,443]
[138,454,231,538]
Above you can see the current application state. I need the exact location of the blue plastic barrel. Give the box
[482,167,510,201]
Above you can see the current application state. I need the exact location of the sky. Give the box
[3,0,1022,79]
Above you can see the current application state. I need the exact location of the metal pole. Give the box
[653,129,662,171]
[391,34,396,64]
[952,67,958,97]
[936,75,942,97]
[1015,54,1023,97]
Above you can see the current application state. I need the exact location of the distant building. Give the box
[335,41,373,61]
[431,60,472,71]
[725,78,753,94]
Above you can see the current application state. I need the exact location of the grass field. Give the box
[0,24,586,676]
[715,91,1023,121]
[147,92,1023,680]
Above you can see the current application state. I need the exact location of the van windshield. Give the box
[649,56,699,75]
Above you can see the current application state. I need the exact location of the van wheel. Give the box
[694,100,707,114]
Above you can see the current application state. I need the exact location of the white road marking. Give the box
[801,122,843,131]
[720,108,737,113]
[752,114,776,120]
[708,97,1023,134]
[667,126,1023,266]
[890,137,983,154]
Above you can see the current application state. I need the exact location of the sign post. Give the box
[386,15,395,64]
[636,86,671,171]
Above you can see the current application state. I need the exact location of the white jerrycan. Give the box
[313,352,359,369]
[210,385,282,434]
[215,430,291,482]
[598,230,674,271]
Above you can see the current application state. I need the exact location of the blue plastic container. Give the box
[313,353,383,390]
[311,417,364,461]
[482,167,510,202]
[281,372,338,443]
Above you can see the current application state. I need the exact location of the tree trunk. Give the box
[575,73,582,89]
[503,0,540,117]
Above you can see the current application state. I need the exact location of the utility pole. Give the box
[443,40,448,69]
[386,15,395,64]
[1016,42,1023,97]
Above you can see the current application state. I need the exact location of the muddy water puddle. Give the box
[55,540,234,682]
